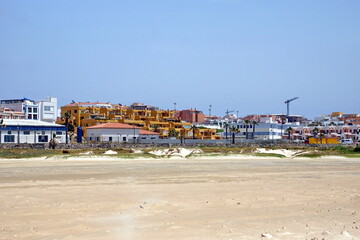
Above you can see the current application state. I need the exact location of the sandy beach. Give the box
[1,156,360,240]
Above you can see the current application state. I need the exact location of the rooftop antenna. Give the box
[174,102,177,111]
[284,97,299,116]
[209,105,212,117]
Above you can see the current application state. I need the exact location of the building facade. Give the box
[0,119,66,144]
[57,102,219,139]
[0,108,25,119]
[290,125,360,141]
[178,109,205,123]
[0,97,58,123]
[86,123,159,142]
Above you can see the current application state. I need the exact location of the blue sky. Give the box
[1,0,359,118]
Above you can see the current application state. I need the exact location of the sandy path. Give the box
[0,157,360,240]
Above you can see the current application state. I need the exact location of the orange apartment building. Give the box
[57,102,220,140]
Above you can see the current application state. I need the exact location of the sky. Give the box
[0,0,359,119]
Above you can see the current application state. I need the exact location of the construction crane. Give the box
[225,109,234,116]
[284,97,299,116]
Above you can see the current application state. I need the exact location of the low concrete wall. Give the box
[0,141,342,150]
[0,143,47,149]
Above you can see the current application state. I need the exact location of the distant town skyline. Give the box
[1,1,359,118]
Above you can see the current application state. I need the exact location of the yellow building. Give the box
[330,112,343,117]
[194,128,221,140]
[57,102,221,139]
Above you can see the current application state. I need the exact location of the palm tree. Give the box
[313,127,319,138]
[64,112,71,144]
[224,122,229,139]
[229,126,239,144]
[244,120,251,139]
[286,127,293,141]
[152,124,159,133]
[169,129,178,138]
[190,124,198,139]
[280,117,286,139]
[319,132,325,144]
[179,133,185,144]
[252,121,258,140]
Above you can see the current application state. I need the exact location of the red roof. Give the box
[87,123,140,129]
[140,130,159,135]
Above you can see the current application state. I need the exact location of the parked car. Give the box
[341,139,354,144]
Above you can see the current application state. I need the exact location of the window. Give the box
[109,137,112,142]
[142,137,146,139]
[33,108,38,113]
[122,137,127,141]
[56,131,62,135]
[33,114,38,120]
[28,107,32,113]
[74,110,78,113]
[44,106,53,112]
[24,131,30,135]
[7,131,11,134]
[38,135,48,142]
[41,131,45,135]
[4,135,15,142]
[151,137,156,139]
[28,114,32,119]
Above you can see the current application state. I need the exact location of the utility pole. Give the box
[174,102,177,111]
[209,105,212,117]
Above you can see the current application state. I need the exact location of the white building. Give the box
[86,123,159,143]
[226,122,295,140]
[36,97,58,123]
[313,115,344,126]
[0,97,58,123]
[0,119,66,144]
[291,125,360,141]
[139,130,160,141]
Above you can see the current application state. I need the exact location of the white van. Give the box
[341,139,354,144]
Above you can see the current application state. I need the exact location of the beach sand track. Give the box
[0,157,360,240]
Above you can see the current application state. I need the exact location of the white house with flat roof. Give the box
[0,119,66,144]
[86,123,159,143]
